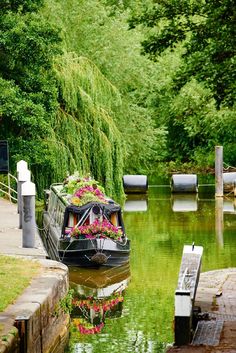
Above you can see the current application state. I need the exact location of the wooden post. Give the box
[215,146,223,197]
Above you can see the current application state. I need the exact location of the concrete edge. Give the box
[0,259,70,353]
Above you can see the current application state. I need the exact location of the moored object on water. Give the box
[171,174,198,193]
[41,173,130,267]
[123,175,148,194]
[223,172,236,193]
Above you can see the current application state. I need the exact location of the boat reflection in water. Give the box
[69,263,130,334]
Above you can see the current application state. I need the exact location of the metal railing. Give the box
[0,173,18,202]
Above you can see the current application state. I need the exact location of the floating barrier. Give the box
[171,174,198,193]
[171,194,198,212]
[123,175,148,194]
[223,172,236,193]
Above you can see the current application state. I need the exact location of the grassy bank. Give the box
[0,256,41,312]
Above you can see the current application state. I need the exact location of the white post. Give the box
[215,146,223,197]
[18,168,31,229]
[174,290,192,345]
[22,181,36,248]
[17,160,28,214]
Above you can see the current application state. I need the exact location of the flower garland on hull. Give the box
[70,219,122,240]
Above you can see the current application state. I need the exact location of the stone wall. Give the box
[0,260,70,353]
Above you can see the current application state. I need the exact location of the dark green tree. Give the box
[128,0,236,167]
[0,0,62,185]
[129,0,236,107]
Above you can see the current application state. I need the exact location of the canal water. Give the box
[67,180,236,353]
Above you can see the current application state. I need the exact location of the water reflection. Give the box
[69,264,130,335]
[223,199,236,213]
[215,198,224,247]
[171,194,198,212]
[171,196,236,247]
[124,195,148,212]
[68,182,236,353]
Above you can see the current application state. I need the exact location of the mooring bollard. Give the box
[16,160,28,214]
[21,181,36,248]
[18,168,31,229]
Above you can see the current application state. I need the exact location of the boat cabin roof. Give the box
[66,201,121,216]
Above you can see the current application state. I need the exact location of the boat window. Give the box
[64,212,80,234]
[55,199,65,226]
[48,191,57,216]
[110,212,118,226]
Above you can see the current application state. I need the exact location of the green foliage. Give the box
[54,289,74,317]
[130,0,236,107]
[0,0,44,14]
[129,0,236,168]
[0,2,64,195]
[0,0,126,198]
[54,52,125,198]
[44,0,166,174]
[0,9,61,112]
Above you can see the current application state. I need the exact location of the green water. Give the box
[68,184,236,353]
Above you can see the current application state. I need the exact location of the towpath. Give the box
[0,197,47,258]
[168,268,236,353]
[0,198,70,353]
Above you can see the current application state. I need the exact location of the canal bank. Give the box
[168,268,236,353]
[0,198,70,353]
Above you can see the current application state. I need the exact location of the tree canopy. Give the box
[1,0,236,196]
[129,0,236,166]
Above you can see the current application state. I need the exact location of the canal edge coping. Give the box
[0,259,70,353]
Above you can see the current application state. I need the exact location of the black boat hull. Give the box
[42,212,130,268]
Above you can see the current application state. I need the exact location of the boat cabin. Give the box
[47,184,125,238]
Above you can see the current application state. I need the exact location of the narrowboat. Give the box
[42,174,130,267]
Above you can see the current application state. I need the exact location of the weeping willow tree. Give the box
[50,52,125,199]
[0,0,126,199]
